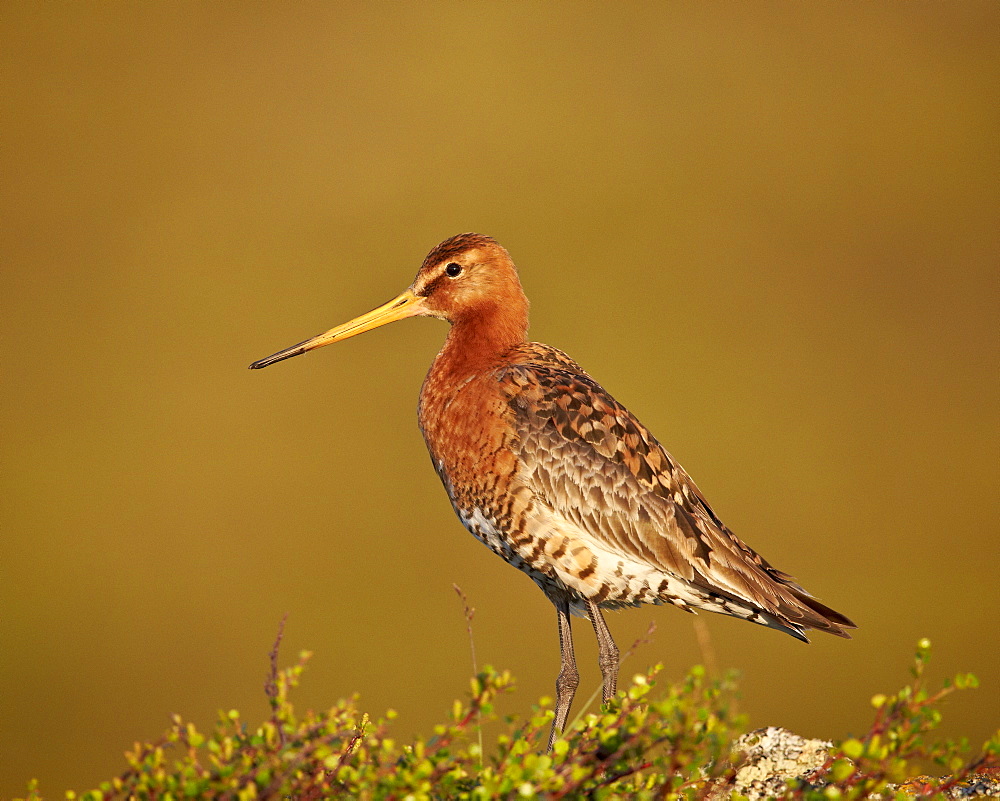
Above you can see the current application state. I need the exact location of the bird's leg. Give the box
[547,596,579,751]
[586,599,619,705]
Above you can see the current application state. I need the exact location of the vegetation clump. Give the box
[17,637,999,800]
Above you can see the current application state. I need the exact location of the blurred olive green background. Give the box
[2,2,998,795]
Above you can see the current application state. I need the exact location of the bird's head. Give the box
[249,233,528,370]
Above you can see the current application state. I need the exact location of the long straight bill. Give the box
[249,289,425,369]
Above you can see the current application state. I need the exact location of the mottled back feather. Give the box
[497,342,855,640]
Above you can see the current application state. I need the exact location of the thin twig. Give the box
[691,617,718,678]
[453,584,484,768]
[452,584,478,675]
[622,620,657,662]
[264,613,289,747]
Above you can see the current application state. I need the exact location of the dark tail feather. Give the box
[785,587,857,639]
[760,564,856,639]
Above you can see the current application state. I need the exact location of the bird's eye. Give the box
[445,262,462,278]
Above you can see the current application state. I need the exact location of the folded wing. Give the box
[499,344,855,640]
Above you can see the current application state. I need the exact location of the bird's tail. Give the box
[764,567,857,641]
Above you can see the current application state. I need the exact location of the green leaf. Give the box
[831,758,854,781]
[841,738,864,760]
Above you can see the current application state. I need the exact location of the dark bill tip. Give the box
[249,338,315,370]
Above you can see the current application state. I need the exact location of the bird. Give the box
[250,232,855,749]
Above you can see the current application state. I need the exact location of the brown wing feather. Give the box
[499,343,855,639]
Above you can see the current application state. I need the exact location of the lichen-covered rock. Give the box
[709,726,1000,800]
[897,769,1000,798]
[718,726,832,799]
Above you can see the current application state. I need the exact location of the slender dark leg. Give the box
[586,599,619,705]
[547,596,579,751]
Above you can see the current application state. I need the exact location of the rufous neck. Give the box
[436,300,529,375]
